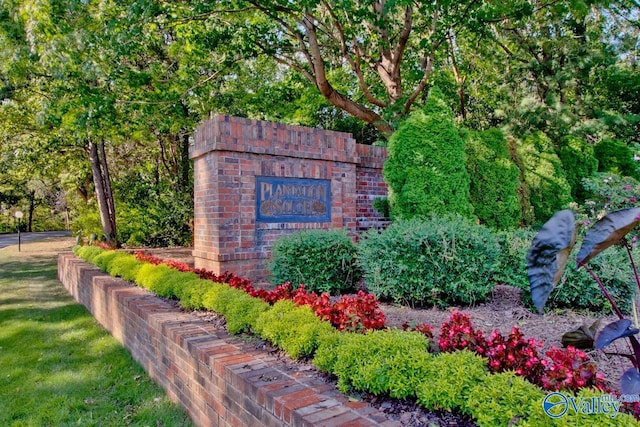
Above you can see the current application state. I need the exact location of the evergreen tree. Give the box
[517,132,573,223]
[384,88,473,219]
[466,128,521,229]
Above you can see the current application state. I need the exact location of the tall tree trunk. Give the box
[27,190,35,232]
[88,139,117,246]
[447,33,467,120]
[178,132,190,193]
[98,138,117,236]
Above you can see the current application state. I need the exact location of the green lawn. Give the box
[0,239,193,427]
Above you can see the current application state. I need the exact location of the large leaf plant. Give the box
[527,208,640,394]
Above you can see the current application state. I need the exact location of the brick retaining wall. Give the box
[58,253,400,427]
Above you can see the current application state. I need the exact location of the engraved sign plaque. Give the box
[256,176,331,223]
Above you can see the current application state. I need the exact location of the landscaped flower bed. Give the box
[74,245,639,426]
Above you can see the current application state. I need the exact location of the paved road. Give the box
[0,230,73,249]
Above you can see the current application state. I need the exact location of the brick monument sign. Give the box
[189,115,388,282]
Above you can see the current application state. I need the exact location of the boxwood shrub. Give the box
[493,227,535,290]
[358,216,500,307]
[74,245,104,263]
[135,263,200,299]
[466,371,545,427]
[106,254,145,282]
[269,228,360,294]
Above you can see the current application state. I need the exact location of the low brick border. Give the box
[57,253,400,427]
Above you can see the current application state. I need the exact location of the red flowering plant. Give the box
[541,346,607,392]
[437,310,607,393]
[484,327,545,385]
[438,310,487,355]
[293,288,386,332]
[331,291,387,332]
[133,251,386,333]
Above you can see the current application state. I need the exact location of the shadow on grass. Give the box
[0,241,193,426]
[0,254,59,280]
[1,301,192,426]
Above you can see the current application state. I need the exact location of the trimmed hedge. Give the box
[254,300,335,359]
[517,132,573,224]
[269,228,360,294]
[416,350,488,414]
[556,135,598,202]
[383,87,473,219]
[318,329,431,398]
[358,216,500,307]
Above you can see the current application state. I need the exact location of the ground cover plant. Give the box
[74,245,640,425]
[0,240,192,427]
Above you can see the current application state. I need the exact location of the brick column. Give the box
[356,144,390,231]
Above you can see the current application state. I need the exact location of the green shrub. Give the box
[466,371,545,427]
[556,135,598,202]
[201,283,240,314]
[269,228,360,294]
[74,245,104,263]
[416,351,488,414]
[383,87,473,219]
[546,246,637,313]
[92,250,122,272]
[581,173,640,218]
[135,264,173,296]
[517,132,573,223]
[328,329,432,398]
[113,177,193,247]
[70,203,102,242]
[594,138,640,180]
[372,197,390,219]
[105,253,145,282]
[223,293,270,334]
[254,300,335,359]
[312,329,347,373]
[135,264,199,299]
[202,282,270,333]
[358,216,500,306]
[125,231,146,247]
[465,128,522,229]
[177,279,217,310]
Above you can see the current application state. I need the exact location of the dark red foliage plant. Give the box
[438,310,487,354]
[438,310,607,393]
[541,346,607,392]
[133,251,386,333]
